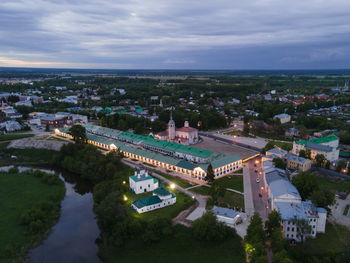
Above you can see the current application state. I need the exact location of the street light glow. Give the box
[123,195,128,201]
[170,183,176,190]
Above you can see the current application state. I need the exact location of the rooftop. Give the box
[132,195,162,209]
[275,200,319,221]
[153,187,173,197]
[212,206,240,219]
[296,134,339,146]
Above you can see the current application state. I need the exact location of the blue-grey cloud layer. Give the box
[0,0,349,69]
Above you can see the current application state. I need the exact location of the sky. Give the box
[0,0,350,70]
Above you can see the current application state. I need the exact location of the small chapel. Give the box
[155,113,199,145]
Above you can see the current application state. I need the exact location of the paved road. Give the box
[247,157,271,221]
[329,195,350,228]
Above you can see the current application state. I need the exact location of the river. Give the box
[1,166,101,263]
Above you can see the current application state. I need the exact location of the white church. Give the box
[155,113,199,145]
[129,166,159,194]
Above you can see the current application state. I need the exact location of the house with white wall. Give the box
[129,166,158,194]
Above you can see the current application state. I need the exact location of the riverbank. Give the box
[0,170,65,263]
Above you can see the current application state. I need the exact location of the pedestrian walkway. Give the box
[243,165,255,218]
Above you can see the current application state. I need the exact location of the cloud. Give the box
[0,0,349,69]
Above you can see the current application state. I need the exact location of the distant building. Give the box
[266,147,288,158]
[155,113,199,145]
[285,127,299,138]
[284,154,312,172]
[129,166,159,194]
[131,187,176,214]
[0,120,21,132]
[274,113,291,124]
[292,135,339,162]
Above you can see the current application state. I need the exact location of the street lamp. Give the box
[170,183,176,190]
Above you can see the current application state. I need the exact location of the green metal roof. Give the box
[153,187,172,196]
[296,134,339,146]
[132,195,162,209]
[176,160,196,170]
[129,174,153,183]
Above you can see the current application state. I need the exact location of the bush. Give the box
[8,167,19,174]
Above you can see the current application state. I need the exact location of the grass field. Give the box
[151,170,193,188]
[190,185,211,195]
[126,187,194,221]
[313,174,350,192]
[101,224,245,263]
[0,146,57,164]
[0,172,65,263]
[215,175,244,192]
[216,190,245,211]
[289,223,350,261]
[0,133,34,141]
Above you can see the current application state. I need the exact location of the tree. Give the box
[265,210,282,237]
[291,172,319,200]
[117,119,128,131]
[336,160,346,173]
[273,158,286,170]
[45,123,50,132]
[245,213,267,262]
[192,211,234,241]
[299,150,306,158]
[315,154,326,167]
[310,189,335,211]
[245,212,266,245]
[204,164,215,184]
[293,219,311,243]
[68,125,86,143]
[134,123,144,134]
[305,149,311,159]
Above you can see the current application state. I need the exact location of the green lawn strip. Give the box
[0,134,34,141]
[0,147,57,164]
[125,187,194,221]
[151,170,193,188]
[343,205,350,216]
[102,224,245,263]
[0,172,65,263]
[216,190,245,211]
[290,223,350,258]
[313,175,350,192]
[215,175,244,192]
[190,185,211,195]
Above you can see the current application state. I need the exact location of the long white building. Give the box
[55,124,243,181]
[131,187,176,214]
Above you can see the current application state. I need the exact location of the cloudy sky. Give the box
[0,0,350,69]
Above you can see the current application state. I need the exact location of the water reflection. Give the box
[3,166,103,263]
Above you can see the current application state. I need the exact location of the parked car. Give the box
[256,178,260,183]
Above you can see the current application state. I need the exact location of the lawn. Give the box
[215,175,244,192]
[216,190,245,211]
[151,170,193,188]
[101,224,245,263]
[0,147,57,164]
[125,186,194,221]
[190,185,211,195]
[313,174,350,192]
[0,172,65,263]
[0,133,34,141]
[289,223,350,261]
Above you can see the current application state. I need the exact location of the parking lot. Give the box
[193,136,258,160]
